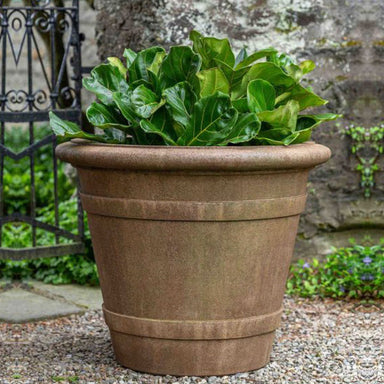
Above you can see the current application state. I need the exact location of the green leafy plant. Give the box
[0,199,98,285]
[50,31,340,146]
[287,239,384,299]
[343,124,384,197]
[1,125,97,285]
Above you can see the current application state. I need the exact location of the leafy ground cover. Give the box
[287,239,384,299]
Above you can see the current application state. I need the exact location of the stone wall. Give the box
[93,0,384,258]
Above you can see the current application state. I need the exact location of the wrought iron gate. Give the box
[0,0,85,260]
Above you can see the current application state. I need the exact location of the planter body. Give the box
[57,142,331,376]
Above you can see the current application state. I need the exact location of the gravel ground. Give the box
[0,296,382,384]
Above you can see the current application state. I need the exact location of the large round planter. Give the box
[57,141,330,376]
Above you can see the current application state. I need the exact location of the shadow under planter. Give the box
[56,141,330,376]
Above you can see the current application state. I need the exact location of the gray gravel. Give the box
[0,296,382,384]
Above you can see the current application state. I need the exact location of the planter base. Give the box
[104,304,281,376]
[110,330,274,376]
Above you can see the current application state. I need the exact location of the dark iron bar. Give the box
[0,0,84,259]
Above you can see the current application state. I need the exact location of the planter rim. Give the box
[56,140,331,171]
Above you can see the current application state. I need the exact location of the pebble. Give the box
[0,298,382,383]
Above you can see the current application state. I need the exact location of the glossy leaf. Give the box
[232,62,296,99]
[181,92,238,146]
[103,128,128,143]
[123,48,137,67]
[113,91,140,126]
[107,57,127,76]
[163,82,196,128]
[159,46,201,88]
[276,84,326,110]
[234,47,248,67]
[258,100,300,131]
[147,51,166,75]
[83,63,129,105]
[128,46,166,83]
[247,79,276,113]
[190,30,235,69]
[290,128,312,144]
[296,113,341,131]
[232,98,248,113]
[49,112,119,143]
[235,48,277,69]
[222,113,261,144]
[256,128,299,145]
[197,67,230,97]
[86,102,129,130]
[130,84,164,118]
[139,107,177,145]
[214,60,250,96]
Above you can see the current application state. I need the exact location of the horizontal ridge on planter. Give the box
[80,193,307,221]
[56,141,331,171]
[103,305,283,340]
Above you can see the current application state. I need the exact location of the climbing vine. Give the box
[344,124,384,197]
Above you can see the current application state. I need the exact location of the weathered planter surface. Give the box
[57,141,331,376]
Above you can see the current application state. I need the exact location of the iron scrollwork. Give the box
[0,0,84,259]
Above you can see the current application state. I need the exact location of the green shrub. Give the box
[287,239,384,299]
[1,125,97,285]
[0,199,98,285]
[50,30,340,146]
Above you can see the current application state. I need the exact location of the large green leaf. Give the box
[113,91,140,126]
[300,113,341,124]
[123,48,137,67]
[232,62,296,99]
[213,60,250,96]
[163,82,196,128]
[197,67,230,97]
[234,47,248,67]
[139,107,177,145]
[128,46,166,83]
[256,128,299,145]
[290,128,312,144]
[222,112,261,144]
[86,102,130,130]
[258,100,300,131]
[275,84,326,110]
[83,63,129,105]
[103,128,127,143]
[107,57,127,76]
[296,113,341,130]
[269,53,316,81]
[190,30,235,69]
[147,51,166,76]
[232,98,248,113]
[49,112,119,143]
[130,84,164,118]
[180,92,238,146]
[159,46,201,88]
[247,79,276,113]
[235,48,277,69]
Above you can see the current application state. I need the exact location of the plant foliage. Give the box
[0,126,97,285]
[287,239,384,299]
[50,31,340,146]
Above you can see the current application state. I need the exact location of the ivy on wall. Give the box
[344,125,384,198]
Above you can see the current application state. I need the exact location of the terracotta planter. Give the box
[57,141,330,376]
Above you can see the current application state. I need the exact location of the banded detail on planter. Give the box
[103,305,283,340]
[80,193,307,221]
